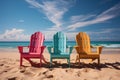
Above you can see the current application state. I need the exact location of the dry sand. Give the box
[0,48,120,80]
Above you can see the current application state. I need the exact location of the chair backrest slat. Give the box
[29,32,44,53]
[54,32,66,54]
[76,32,91,53]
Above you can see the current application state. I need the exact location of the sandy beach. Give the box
[0,48,120,80]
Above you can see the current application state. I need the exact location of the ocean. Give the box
[0,41,120,48]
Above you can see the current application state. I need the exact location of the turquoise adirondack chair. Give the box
[47,32,73,67]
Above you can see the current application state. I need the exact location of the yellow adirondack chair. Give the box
[74,32,103,65]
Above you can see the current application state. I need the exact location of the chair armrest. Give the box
[47,46,53,54]
[97,46,103,54]
[92,46,103,54]
[74,46,80,50]
[74,46,80,48]
[67,45,73,54]
[74,46,82,53]
[40,46,46,53]
[18,46,29,53]
[41,46,46,49]
[90,45,94,48]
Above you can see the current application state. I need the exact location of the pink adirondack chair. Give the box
[18,32,47,66]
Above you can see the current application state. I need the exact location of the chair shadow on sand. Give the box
[25,61,120,71]
[70,62,120,70]
[52,62,120,71]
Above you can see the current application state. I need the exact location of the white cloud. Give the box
[26,0,67,29]
[42,1,66,28]
[97,2,120,18]
[0,28,30,41]
[86,28,120,41]
[25,0,43,8]
[25,0,74,31]
[25,0,120,41]
[42,30,77,41]
[70,14,96,23]
[67,15,113,31]
[65,32,77,41]
[42,30,56,41]
[67,3,120,31]
[87,28,120,34]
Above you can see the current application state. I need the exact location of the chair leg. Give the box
[75,55,78,63]
[78,54,80,65]
[20,56,22,66]
[98,57,100,65]
[40,59,42,67]
[50,58,52,67]
[67,58,70,67]
[41,55,47,63]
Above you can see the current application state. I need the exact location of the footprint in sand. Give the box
[1,60,7,64]
[41,74,54,80]
[19,67,35,76]
[65,69,73,73]
[41,69,54,79]
[42,69,50,75]
[46,74,54,78]
[82,68,90,72]
[0,63,4,66]
[19,67,26,73]
[2,67,14,73]
[23,70,35,76]
[35,69,52,77]
[0,66,14,74]
[76,71,81,77]
[0,70,8,74]
[7,76,17,80]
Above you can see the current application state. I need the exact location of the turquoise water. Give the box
[0,41,120,48]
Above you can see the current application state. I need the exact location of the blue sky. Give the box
[0,0,120,41]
